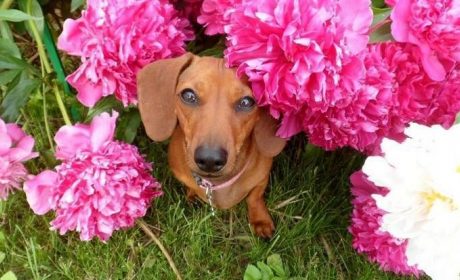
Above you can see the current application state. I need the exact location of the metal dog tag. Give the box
[205,186,216,216]
[193,173,216,216]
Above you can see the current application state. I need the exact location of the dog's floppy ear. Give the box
[137,52,194,142]
[254,110,287,157]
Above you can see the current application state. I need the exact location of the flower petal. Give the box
[23,170,59,215]
[89,111,118,151]
[54,124,91,160]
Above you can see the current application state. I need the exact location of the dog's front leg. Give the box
[186,188,198,202]
[246,178,275,238]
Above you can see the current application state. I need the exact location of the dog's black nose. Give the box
[194,146,228,173]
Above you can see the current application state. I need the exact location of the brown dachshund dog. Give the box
[137,53,286,238]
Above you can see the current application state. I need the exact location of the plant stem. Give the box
[52,84,71,125]
[43,92,55,151]
[27,17,51,72]
[37,49,55,150]
[42,86,55,151]
[26,0,71,126]
[0,0,14,10]
[137,220,183,280]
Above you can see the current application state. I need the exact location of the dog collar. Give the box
[193,161,250,192]
[193,161,250,216]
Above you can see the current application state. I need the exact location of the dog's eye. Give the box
[236,96,256,112]
[180,89,199,105]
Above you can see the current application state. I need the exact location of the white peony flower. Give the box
[362,123,460,280]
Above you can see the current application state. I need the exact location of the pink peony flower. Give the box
[170,0,203,21]
[349,171,421,276]
[301,45,398,154]
[302,42,460,154]
[0,118,38,200]
[224,0,460,154]
[225,0,373,139]
[23,171,59,215]
[385,0,396,6]
[390,0,460,81]
[197,0,242,35]
[58,0,194,107]
[386,43,460,129]
[425,64,460,126]
[24,112,162,241]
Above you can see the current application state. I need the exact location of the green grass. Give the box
[0,131,420,279]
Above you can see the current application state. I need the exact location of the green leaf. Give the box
[0,252,5,264]
[198,46,224,58]
[71,0,85,12]
[0,53,32,70]
[0,38,21,58]
[0,271,17,280]
[371,7,391,27]
[70,104,84,122]
[372,6,392,15]
[267,254,286,277]
[0,73,40,122]
[0,9,40,22]
[43,21,71,95]
[18,0,44,35]
[371,0,386,8]
[0,231,5,244]
[116,109,141,143]
[369,22,393,43]
[0,21,13,40]
[455,112,460,124]
[257,261,274,280]
[244,265,262,280]
[0,69,20,86]
[85,96,124,122]
[369,7,393,43]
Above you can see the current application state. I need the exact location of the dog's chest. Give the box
[196,184,250,210]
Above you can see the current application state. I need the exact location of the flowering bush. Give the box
[0,118,38,200]
[24,112,162,241]
[349,171,420,275]
[58,0,194,107]
[352,123,460,279]
[225,0,373,139]
[304,42,460,154]
[224,0,460,154]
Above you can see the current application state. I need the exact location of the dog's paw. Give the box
[186,188,197,202]
[250,218,275,239]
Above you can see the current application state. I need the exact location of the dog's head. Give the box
[138,53,285,179]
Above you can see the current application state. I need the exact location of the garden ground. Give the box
[1,133,419,279]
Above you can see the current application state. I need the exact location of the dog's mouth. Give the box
[198,173,221,178]
[191,164,239,185]
[192,171,222,189]
[192,170,224,181]
[190,157,248,186]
